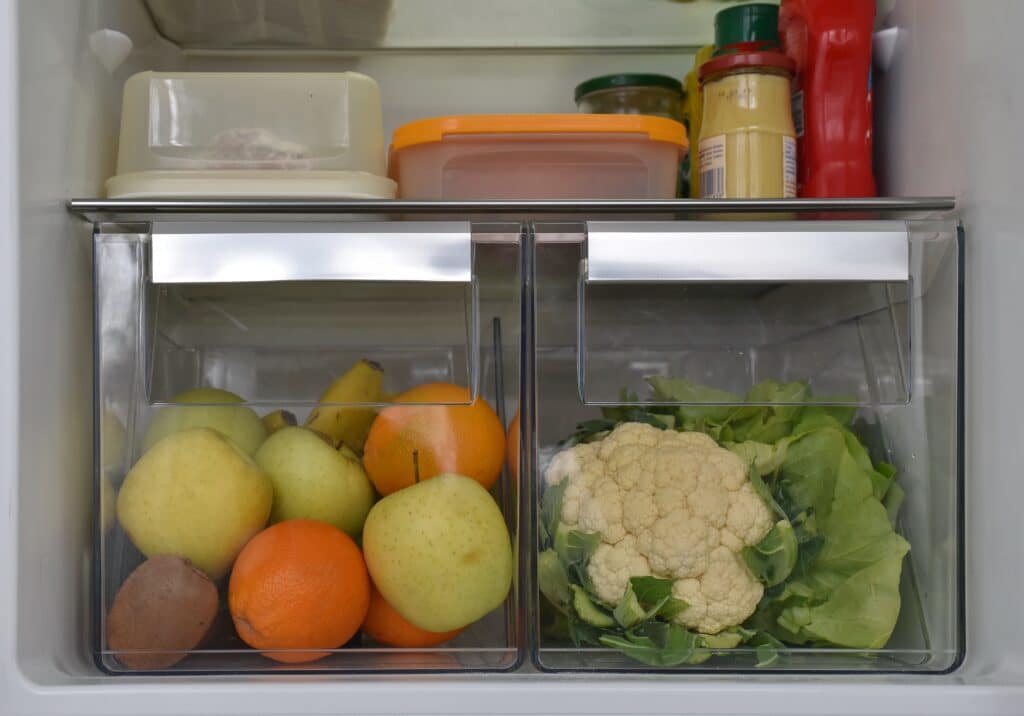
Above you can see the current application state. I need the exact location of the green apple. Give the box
[254,427,376,538]
[142,388,267,455]
[117,427,273,579]
[362,473,512,632]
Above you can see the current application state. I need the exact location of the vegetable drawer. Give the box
[532,219,963,673]
[93,222,523,673]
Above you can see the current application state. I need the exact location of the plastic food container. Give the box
[107,71,396,198]
[388,114,688,200]
[144,0,393,50]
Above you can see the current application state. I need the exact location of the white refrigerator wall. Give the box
[3,0,1024,714]
[874,0,1024,684]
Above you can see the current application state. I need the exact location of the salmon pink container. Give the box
[388,114,688,200]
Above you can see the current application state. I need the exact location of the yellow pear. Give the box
[362,473,512,632]
[117,428,273,579]
[254,427,377,538]
[143,388,267,455]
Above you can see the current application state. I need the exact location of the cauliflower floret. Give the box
[551,422,774,634]
[671,546,765,634]
[638,508,718,579]
[588,535,652,605]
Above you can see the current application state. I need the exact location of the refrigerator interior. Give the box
[3,0,1024,714]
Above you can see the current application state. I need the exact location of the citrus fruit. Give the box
[228,519,370,664]
[362,584,463,648]
[362,382,505,496]
[507,411,520,482]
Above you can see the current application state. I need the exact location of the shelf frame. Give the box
[68,197,956,224]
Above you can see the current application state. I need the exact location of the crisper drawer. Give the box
[532,220,963,673]
[94,222,523,673]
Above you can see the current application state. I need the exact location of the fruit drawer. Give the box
[531,220,963,673]
[93,222,523,673]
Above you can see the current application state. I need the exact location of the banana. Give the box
[261,409,297,435]
[304,359,384,453]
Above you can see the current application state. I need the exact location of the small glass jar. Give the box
[697,51,797,199]
[574,73,684,121]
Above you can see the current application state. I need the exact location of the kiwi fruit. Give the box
[106,554,218,670]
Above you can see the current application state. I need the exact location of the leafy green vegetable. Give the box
[727,439,792,476]
[883,481,905,526]
[747,631,785,667]
[538,549,572,614]
[761,420,911,649]
[540,376,912,667]
[629,576,688,620]
[540,478,567,545]
[743,519,799,587]
[599,621,701,667]
[612,577,689,628]
[554,525,602,593]
[572,585,616,628]
[647,376,741,426]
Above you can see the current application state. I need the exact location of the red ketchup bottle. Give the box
[779,0,876,197]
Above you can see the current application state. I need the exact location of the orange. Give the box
[507,411,520,482]
[228,519,370,664]
[362,584,463,648]
[362,382,505,496]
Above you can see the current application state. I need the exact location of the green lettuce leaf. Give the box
[758,422,910,649]
[727,439,792,476]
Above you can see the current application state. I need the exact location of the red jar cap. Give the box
[699,50,796,83]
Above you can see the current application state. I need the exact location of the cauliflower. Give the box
[545,422,773,634]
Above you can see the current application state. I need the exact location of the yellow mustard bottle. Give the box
[697,50,797,199]
[683,44,714,198]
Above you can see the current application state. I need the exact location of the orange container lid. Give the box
[391,114,688,151]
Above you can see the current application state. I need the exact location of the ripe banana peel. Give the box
[304,359,384,453]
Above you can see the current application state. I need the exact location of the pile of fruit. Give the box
[105,360,516,670]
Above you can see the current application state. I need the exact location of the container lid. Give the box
[699,50,796,82]
[714,3,780,53]
[391,114,688,151]
[105,170,397,199]
[573,73,684,102]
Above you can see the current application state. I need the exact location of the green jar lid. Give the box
[574,73,683,103]
[714,3,780,52]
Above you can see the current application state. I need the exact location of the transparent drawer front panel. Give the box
[533,221,962,673]
[95,223,522,673]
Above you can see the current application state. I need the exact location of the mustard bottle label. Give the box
[783,135,797,198]
[699,135,727,199]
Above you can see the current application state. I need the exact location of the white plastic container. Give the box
[389,114,688,200]
[107,71,396,198]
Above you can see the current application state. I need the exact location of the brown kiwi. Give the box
[106,555,218,670]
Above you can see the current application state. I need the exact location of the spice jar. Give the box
[697,50,797,199]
